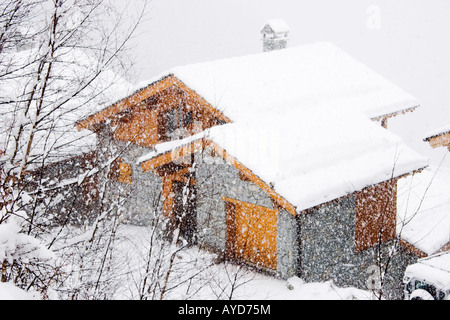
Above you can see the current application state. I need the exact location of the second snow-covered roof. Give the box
[139,108,428,213]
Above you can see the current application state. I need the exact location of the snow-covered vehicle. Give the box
[403,252,450,300]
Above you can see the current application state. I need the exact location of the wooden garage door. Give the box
[225,198,278,270]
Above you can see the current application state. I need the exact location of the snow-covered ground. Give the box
[0,282,39,300]
[112,226,374,300]
[2,168,449,301]
[0,224,373,300]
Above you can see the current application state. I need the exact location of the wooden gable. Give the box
[76,75,231,148]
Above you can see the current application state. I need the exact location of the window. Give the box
[158,106,194,142]
[108,158,132,184]
[165,108,178,138]
[183,110,193,127]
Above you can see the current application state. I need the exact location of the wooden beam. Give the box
[141,140,206,172]
[76,75,177,131]
[140,138,298,216]
[399,239,428,258]
[426,131,450,149]
[76,75,232,132]
[370,105,419,122]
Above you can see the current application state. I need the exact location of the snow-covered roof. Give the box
[160,42,419,122]
[134,42,427,213]
[397,166,450,255]
[140,108,428,213]
[214,117,427,213]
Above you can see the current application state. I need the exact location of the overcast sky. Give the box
[126,0,450,167]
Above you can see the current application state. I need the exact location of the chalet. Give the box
[76,22,429,298]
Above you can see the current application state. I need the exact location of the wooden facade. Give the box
[355,179,398,252]
[110,85,224,148]
[77,75,230,143]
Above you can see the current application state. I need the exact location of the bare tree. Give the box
[0,0,148,298]
[366,153,447,300]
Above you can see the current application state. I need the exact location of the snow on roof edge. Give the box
[87,42,420,126]
[424,124,450,141]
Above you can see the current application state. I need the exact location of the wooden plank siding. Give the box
[76,75,231,135]
[224,197,278,270]
[355,179,398,252]
[107,84,227,148]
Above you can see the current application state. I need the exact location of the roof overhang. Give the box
[424,130,450,149]
[139,138,297,216]
[370,105,419,123]
[75,74,231,131]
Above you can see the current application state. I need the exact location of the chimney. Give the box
[261,19,290,52]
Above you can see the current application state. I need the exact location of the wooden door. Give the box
[226,198,278,270]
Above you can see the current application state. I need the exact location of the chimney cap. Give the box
[261,19,290,35]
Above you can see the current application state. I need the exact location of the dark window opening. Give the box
[158,106,195,142]
[184,110,193,127]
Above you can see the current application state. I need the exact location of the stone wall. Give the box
[276,209,299,279]
[96,125,163,226]
[298,195,418,299]
[195,151,299,279]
